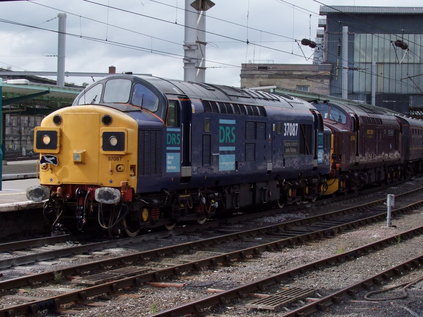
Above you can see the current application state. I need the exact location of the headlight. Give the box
[109,135,119,147]
[42,134,51,145]
[101,130,126,152]
[34,128,60,153]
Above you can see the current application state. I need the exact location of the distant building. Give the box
[318,5,423,114]
[240,64,332,95]
[241,6,423,116]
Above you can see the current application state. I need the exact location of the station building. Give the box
[241,6,423,116]
[241,64,332,95]
[0,71,81,159]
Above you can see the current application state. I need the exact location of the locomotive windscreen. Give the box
[73,77,163,116]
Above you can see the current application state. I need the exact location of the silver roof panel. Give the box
[320,6,423,15]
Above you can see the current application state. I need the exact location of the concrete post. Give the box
[386,194,395,227]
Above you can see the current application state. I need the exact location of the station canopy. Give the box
[1,79,82,115]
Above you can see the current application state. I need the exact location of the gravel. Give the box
[48,207,423,317]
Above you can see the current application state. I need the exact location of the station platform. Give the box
[2,159,38,180]
[0,160,41,212]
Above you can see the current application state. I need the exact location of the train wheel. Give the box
[108,224,123,238]
[194,203,208,225]
[122,216,140,237]
[309,196,317,203]
[164,221,176,230]
[43,199,62,226]
[196,217,207,225]
[276,198,285,209]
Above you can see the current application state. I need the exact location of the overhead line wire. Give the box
[2,1,417,91]
[274,0,319,16]
[313,0,423,51]
[270,0,420,91]
[0,17,240,68]
[150,0,296,41]
[81,0,307,59]
[30,1,182,47]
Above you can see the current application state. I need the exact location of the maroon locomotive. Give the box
[313,100,423,194]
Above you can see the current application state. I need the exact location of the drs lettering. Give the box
[219,126,236,143]
[284,123,298,137]
[166,133,181,145]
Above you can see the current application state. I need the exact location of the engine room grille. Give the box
[139,129,162,175]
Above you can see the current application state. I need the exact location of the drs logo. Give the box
[219,126,235,143]
[166,133,181,145]
[284,122,298,137]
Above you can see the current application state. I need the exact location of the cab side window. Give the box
[75,83,103,105]
[166,100,180,127]
[132,83,159,112]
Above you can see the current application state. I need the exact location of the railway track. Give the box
[0,183,421,272]
[0,234,69,253]
[0,186,422,316]
[0,183,421,274]
[0,175,423,262]
[153,227,423,317]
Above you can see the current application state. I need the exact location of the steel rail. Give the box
[0,207,422,316]
[0,185,419,271]
[0,198,374,269]
[0,195,421,292]
[152,229,423,317]
[0,193,418,291]
[0,234,69,253]
[281,256,423,316]
[0,184,421,271]
[0,237,133,269]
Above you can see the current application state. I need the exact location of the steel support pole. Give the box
[196,10,206,83]
[0,79,3,189]
[57,13,66,87]
[342,26,348,99]
[184,0,198,82]
[371,61,376,106]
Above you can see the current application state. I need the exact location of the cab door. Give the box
[179,97,192,178]
[165,98,192,179]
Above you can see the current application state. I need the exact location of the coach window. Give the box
[166,100,180,127]
[204,118,211,133]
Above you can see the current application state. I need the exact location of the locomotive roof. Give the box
[314,99,397,118]
[132,75,309,109]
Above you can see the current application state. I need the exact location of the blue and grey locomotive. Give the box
[28,74,331,235]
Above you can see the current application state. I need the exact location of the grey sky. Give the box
[0,0,422,86]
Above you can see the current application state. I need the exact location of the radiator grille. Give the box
[139,129,162,175]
